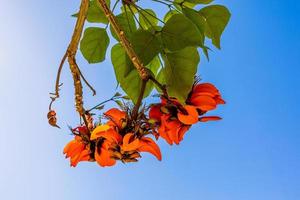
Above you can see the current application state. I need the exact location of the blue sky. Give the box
[0,0,299,200]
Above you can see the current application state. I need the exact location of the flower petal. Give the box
[104,108,126,128]
[149,105,163,122]
[138,137,162,161]
[95,143,116,167]
[191,95,217,111]
[177,105,199,125]
[90,124,122,142]
[178,125,190,142]
[158,120,173,145]
[199,116,222,122]
[193,83,220,96]
[122,133,140,151]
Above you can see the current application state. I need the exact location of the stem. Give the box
[66,0,90,130]
[87,97,116,112]
[97,0,150,81]
[77,66,96,96]
[149,76,168,98]
[54,51,67,98]
[48,51,67,110]
[132,80,147,119]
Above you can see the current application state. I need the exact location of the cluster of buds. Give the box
[63,82,224,167]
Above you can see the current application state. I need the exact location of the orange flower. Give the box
[95,140,116,167]
[158,115,190,145]
[138,137,162,161]
[189,83,225,112]
[63,136,90,167]
[122,133,140,152]
[104,108,127,129]
[149,99,193,145]
[149,82,225,145]
[90,124,122,142]
[177,105,199,125]
[91,128,162,166]
[121,133,162,161]
[90,124,122,167]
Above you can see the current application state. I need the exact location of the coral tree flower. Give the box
[149,82,225,145]
[149,102,192,145]
[188,83,225,122]
[90,108,161,167]
[63,135,90,167]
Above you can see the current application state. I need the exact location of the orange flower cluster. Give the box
[63,83,224,167]
[149,83,225,145]
[63,108,161,167]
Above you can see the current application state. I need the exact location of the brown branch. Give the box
[54,51,67,98]
[97,0,150,81]
[66,0,90,130]
[48,51,67,110]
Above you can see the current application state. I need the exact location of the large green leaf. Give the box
[161,14,202,51]
[159,47,200,103]
[80,27,109,63]
[129,30,162,67]
[111,44,160,103]
[199,5,231,49]
[182,8,206,45]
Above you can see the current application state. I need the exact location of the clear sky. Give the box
[0,0,299,200]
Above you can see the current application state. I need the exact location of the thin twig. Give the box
[149,75,168,98]
[48,51,67,110]
[76,65,96,96]
[132,80,147,119]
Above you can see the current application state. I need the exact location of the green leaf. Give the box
[161,14,202,51]
[113,92,122,97]
[163,10,178,23]
[121,4,138,14]
[130,30,162,65]
[185,0,214,4]
[198,5,231,49]
[138,9,158,29]
[80,27,110,63]
[72,0,110,24]
[86,0,109,23]
[110,12,136,41]
[111,44,160,103]
[95,105,105,110]
[182,8,206,45]
[159,47,200,103]
[174,0,213,8]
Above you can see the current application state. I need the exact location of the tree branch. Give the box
[97,0,150,81]
[66,0,90,129]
